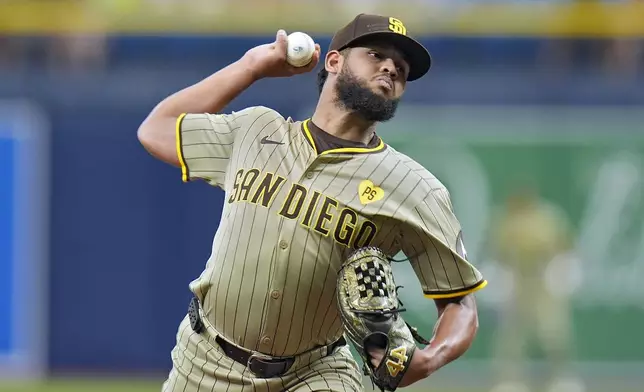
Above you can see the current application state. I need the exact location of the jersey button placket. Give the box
[261,235,289,349]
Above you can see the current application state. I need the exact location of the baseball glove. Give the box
[336,247,429,392]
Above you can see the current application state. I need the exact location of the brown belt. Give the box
[188,297,346,378]
[215,334,346,378]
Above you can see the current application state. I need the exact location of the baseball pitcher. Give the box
[138,13,487,392]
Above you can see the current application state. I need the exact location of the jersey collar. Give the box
[301,119,387,156]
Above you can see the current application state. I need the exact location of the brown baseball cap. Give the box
[328,13,431,81]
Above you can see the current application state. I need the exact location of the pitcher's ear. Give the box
[326,50,343,74]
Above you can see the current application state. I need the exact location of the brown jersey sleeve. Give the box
[399,187,487,299]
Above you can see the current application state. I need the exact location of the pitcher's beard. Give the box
[333,67,399,123]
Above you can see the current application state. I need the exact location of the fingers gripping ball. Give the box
[336,247,430,392]
[286,32,316,67]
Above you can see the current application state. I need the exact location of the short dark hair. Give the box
[317,67,328,95]
[316,47,351,94]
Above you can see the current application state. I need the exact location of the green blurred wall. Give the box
[369,105,644,362]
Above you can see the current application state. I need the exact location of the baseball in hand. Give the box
[286,32,316,67]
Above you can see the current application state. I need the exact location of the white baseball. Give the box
[286,32,316,67]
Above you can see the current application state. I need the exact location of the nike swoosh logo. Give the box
[260,136,284,145]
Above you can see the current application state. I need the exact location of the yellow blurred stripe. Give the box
[0,0,99,34]
[1,1,644,37]
[439,3,644,38]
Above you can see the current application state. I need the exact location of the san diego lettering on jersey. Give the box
[227,167,378,249]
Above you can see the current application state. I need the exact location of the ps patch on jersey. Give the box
[358,179,385,205]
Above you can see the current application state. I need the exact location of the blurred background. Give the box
[1,0,643,391]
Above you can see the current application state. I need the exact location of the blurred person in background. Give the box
[45,0,109,71]
[536,0,644,77]
[487,182,584,392]
[601,0,644,76]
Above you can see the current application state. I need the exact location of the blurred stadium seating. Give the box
[0,1,643,392]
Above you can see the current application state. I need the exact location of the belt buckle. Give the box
[247,353,290,378]
[246,353,263,369]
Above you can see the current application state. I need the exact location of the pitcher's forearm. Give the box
[150,57,258,118]
[137,57,258,166]
[426,294,479,370]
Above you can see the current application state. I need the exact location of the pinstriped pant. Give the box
[162,314,364,392]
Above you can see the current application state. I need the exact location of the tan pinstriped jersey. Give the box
[175,106,487,357]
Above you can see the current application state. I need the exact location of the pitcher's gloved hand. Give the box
[336,247,430,391]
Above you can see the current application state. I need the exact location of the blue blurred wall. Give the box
[1,35,642,374]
